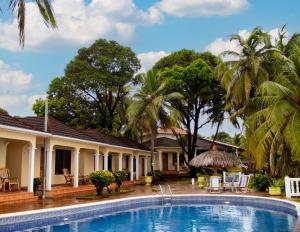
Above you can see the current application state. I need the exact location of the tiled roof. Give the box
[0,112,35,131]
[143,137,181,148]
[82,129,150,151]
[17,117,97,142]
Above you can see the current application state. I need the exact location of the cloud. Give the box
[205,28,285,59]
[0,60,32,94]
[0,59,44,115]
[0,0,163,51]
[137,51,170,73]
[156,0,249,17]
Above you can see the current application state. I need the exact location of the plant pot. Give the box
[197,176,206,188]
[145,176,153,186]
[269,187,281,196]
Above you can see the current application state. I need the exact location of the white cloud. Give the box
[137,51,170,73]
[0,60,32,94]
[205,28,286,60]
[156,0,249,17]
[0,59,44,115]
[0,0,163,51]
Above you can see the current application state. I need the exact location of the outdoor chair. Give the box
[235,174,252,193]
[62,168,73,184]
[223,172,241,191]
[209,176,222,193]
[79,173,90,185]
[0,168,20,191]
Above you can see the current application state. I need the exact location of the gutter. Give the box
[0,124,50,137]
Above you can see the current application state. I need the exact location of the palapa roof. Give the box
[189,150,244,168]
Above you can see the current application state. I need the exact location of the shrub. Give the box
[248,174,272,191]
[33,178,41,193]
[90,171,115,195]
[153,170,162,185]
[113,170,128,192]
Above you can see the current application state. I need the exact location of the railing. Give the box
[285,176,300,198]
[158,184,173,204]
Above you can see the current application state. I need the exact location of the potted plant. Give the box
[33,178,41,195]
[145,172,152,186]
[90,170,115,195]
[113,170,128,192]
[269,179,283,196]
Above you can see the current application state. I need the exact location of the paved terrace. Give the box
[0,180,281,214]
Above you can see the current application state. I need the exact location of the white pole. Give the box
[43,96,48,199]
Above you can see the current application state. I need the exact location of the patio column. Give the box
[135,154,139,180]
[194,149,197,158]
[144,156,148,176]
[104,152,109,171]
[28,145,36,192]
[177,152,180,171]
[118,153,123,171]
[74,150,80,188]
[130,154,134,181]
[94,153,100,171]
[158,151,162,171]
[46,149,53,191]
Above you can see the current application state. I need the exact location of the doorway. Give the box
[162,154,168,171]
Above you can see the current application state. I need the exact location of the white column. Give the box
[144,156,148,176]
[236,148,239,156]
[194,149,197,158]
[135,154,139,180]
[74,150,80,188]
[177,152,180,171]
[118,153,123,171]
[46,149,53,191]
[28,146,36,192]
[130,155,134,181]
[104,152,109,171]
[158,151,162,171]
[95,153,100,171]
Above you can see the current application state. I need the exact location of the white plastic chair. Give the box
[209,176,221,193]
[235,174,252,192]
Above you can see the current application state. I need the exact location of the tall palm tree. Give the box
[216,27,274,113]
[127,70,182,173]
[3,0,57,47]
[245,50,300,176]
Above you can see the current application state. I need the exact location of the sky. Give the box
[0,0,299,137]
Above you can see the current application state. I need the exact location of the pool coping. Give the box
[0,194,299,229]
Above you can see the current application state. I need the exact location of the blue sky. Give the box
[0,0,299,137]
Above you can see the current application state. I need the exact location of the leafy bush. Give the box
[146,171,152,176]
[153,170,162,184]
[33,178,41,193]
[113,170,128,192]
[248,174,272,191]
[90,171,115,195]
[270,179,284,188]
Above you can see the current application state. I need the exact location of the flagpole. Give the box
[43,96,48,199]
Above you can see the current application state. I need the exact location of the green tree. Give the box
[1,0,56,47]
[0,108,8,114]
[245,51,300,176]
[212,131,232,143]
[216,27,274,114]
[127,70,181,173]
[157,50,224,164]
[33,39,140,134]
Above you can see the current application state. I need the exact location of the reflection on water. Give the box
[24,205,297,232]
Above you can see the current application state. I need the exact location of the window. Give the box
[55,149,71,175]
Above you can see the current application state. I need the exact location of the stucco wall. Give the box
[6,142,24,186]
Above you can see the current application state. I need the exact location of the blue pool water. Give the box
[26,204,296,232]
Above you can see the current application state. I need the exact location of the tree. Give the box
[212,131,232,143]
[157,50,224,165]
[0,108,8,114]
[127,70,181,173]
[245,51,300,176]
[2,0,57,47]
[33,39,141,134]
[216,27,274,115]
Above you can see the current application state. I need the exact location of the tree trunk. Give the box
[150,128,155,174]
[269,150,276,177]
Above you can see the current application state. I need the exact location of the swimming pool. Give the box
[0,195,299,231]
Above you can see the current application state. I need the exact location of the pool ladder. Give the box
[159,184,173,205]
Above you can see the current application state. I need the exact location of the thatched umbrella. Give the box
[189,147,245,175]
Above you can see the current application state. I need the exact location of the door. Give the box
[162,154,168,171]
[40,147,45,178]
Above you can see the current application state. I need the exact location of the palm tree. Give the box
[3,0,57,47]
[127,70,182,173]
[216,27,274,113]
[245,50,300,176]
